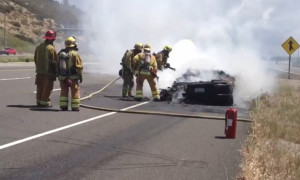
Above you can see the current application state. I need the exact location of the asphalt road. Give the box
[268,61,300,79]
[0,62,250,180]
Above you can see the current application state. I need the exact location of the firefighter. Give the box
[120,43,143,97]
[34,30,58,107]
[57,36,83,111]
[154,45,173,71]
[132,43,160,101]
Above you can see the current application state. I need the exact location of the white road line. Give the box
[0,77,31,81]
[269,67,300,75]
[0,69,35,72]
[33,88,61,94]
[120,101,149,111]
[0,101,149,150]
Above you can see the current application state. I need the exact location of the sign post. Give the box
[281,36,300,79]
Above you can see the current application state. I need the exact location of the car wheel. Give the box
[213,83,233,94]
[213,94,233,106]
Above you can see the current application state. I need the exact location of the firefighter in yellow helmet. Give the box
[57,36,83,111]
[132,43,160,101]
[120,43,143,97]
[154,45,174,71]
[34,30,58,107]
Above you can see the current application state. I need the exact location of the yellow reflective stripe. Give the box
[60,96,68,101]
[71,98,80,108]
[58,76,67,81]
[152,91,160,96]
[136,90,143,94]
[136,90,143,98]
[60,102,68,107]
[152,91,160,98]
[68,75,79,80]
[60,96,68,107]
[140,71,151,75]
[153,94,160,98]
[71,104,80,108]
[40,100,50,105]
[71,98,80,103]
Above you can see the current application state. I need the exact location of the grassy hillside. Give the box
[0,0,82,54]
[0,28,36,53]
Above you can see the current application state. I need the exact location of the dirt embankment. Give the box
[0,1,57,43]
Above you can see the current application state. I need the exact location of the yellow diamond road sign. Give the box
[282,36,299,55]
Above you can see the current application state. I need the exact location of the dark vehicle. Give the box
[160,70,235,106]
[0,48,17,55]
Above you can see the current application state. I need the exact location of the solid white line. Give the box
[33,88,61,94]
[0,77,31,81]
[269,67,300,75]
[0,69,35,72]
[121,101,149,111]
[0,101,149,150]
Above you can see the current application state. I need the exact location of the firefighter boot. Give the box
[128,89,134,97]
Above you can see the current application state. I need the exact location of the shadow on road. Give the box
[104,95,150,102]
[214,136,228,139]
[30,108,61,112]
[7,104,37,108]
[7,105,61,112]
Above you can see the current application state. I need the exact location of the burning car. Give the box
[160,69,235,106]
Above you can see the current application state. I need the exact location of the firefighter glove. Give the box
[79,75,83,83]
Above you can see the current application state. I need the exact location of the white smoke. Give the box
[76,0,299,104]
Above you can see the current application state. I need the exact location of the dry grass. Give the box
[242,80,300,180]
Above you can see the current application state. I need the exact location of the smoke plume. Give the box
[76,0,298,104]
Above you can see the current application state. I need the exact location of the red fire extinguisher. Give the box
[225,108,238,138]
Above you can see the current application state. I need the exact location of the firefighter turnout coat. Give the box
[132,52,160,100]
[34,41,58,106]
[57,48,83,111]
[121,49,135,97]
[154,51,168,71]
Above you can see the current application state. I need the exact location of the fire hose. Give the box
[80,77,252,123]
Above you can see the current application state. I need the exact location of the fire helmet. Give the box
[163,45,172,52]
[143,43,151,51]
[43,30,56,40]
[134,43,143,50]
[65,36,77,48]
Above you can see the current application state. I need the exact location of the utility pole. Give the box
[3,14,7,49]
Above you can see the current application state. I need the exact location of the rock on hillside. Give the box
[0,1,57,43]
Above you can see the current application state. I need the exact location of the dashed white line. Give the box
[0,77,31,81]
[0,101,149,150]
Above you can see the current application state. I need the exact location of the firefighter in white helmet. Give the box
[132,43,160,101]
[120,43,143,97]
[57,36,83,111]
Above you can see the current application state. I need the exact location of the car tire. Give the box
[213,94,233,106]
[213,83,233,94]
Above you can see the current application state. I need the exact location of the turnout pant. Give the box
[135,74,160,100]
[35,74,55,106]
[122,72,134,96]
[59,80,80,110]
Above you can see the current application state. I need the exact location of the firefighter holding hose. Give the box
[57,36,83,111]
[132,43,160,101]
